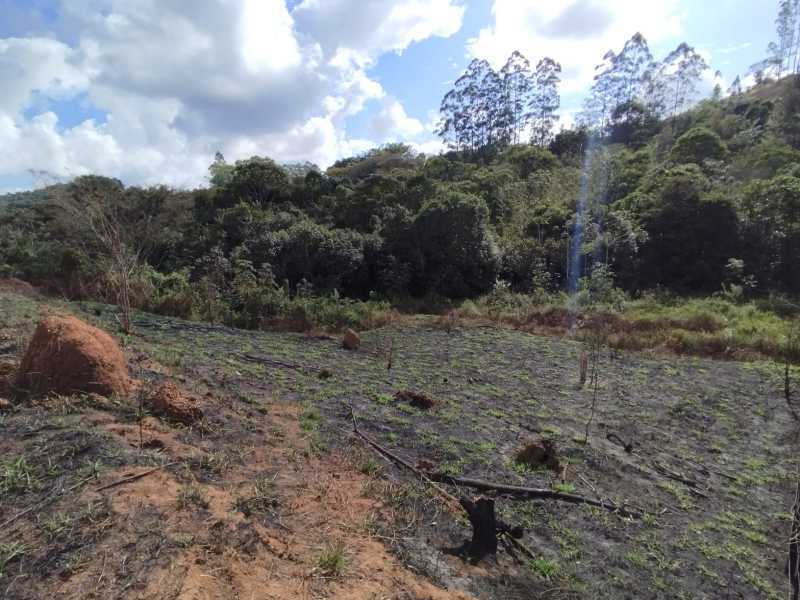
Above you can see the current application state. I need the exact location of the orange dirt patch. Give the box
[146,382,203,425]
[15,315,131,398]
[58,402,475,600]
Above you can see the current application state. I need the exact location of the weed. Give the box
[0,542,26,578]
[529,557,560,580]
[554,482,576,494]
[315,540,347,577]
[1,456,37,494]
[358,456,383,476]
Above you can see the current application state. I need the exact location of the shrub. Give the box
[411,191,500,298]
[670,127,728,165]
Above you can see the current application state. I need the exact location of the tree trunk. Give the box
[460,496,497,559]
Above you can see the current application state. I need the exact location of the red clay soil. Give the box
[146,382,203,425]
[15,315,132,398]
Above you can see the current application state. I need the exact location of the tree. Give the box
[411,191,499,297]
[530,58,562,146]
[727,75,743,97]
[500,51,533,144]
[53,177,149,332]
[607,100,660,148]
[647,43,709,118]
[630,165,738,292]
[761,0,800,77]
[741,175,800,293]
[614,33,655,104]
[669,127,728,165]
[437,59,504,153]
[222,157,289,208]
[578,50,618,129]
[209,152,234,188]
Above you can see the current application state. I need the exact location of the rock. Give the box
[342,328,360,351]
[0,398,12,411]
[16,315,131,398]
[147,382,203,425]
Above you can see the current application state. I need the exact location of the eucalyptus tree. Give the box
[530,58,562,146]
[500,51,533,144]
[646,43,708,118]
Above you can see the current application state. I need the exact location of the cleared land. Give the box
[0,288,796,599]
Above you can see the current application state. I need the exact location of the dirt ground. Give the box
[0,289,797,599]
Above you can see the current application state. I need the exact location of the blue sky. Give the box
[0,0,780,192]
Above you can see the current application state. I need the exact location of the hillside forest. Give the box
[1,30,799,359]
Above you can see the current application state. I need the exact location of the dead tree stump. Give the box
[460,496,497,559]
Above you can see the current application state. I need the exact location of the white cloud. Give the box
[0,0,463,187]
[293,0,465,63]
[370,98,425,141]
[469,0,684,94]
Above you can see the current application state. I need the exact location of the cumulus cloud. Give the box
[469,0,684,94]
[0,0,463,187]
[370,98,425,141]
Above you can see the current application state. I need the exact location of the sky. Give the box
[0,0,777,193]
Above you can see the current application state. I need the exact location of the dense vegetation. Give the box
[0,35,799,354]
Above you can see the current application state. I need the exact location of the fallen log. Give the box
[423,473,642,519]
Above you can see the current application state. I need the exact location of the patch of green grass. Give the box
[315,540,347,577]
[529,557,560,580]
[300,406,321,432]
[357,456,383,476]
[0,542,26,578]
[553,482,576,494]
[1,456,37,495]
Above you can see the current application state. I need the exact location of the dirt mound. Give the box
[146,382,203,425]
[395,389,435,410]
[15,315,131,398]
[515,439,561,472]
[342,328,361,350]
[0,277,38,297]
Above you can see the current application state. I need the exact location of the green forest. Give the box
[1,32,799,360]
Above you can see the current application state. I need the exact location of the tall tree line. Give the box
[753,0,800,78]
[579,33,709,128]
[437,52,562,152]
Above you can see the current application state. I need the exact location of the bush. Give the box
[411,191,500,298]
[670,127,727,165]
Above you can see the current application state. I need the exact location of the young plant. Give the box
[582,314,610,444]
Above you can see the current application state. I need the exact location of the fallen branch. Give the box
[240,353,317,374]
[423,473,643,519]
[651,459,708,495]
[348,404,642,518]
[96,462,178,492]
[606,432,634,453]
[348,403,461,511]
